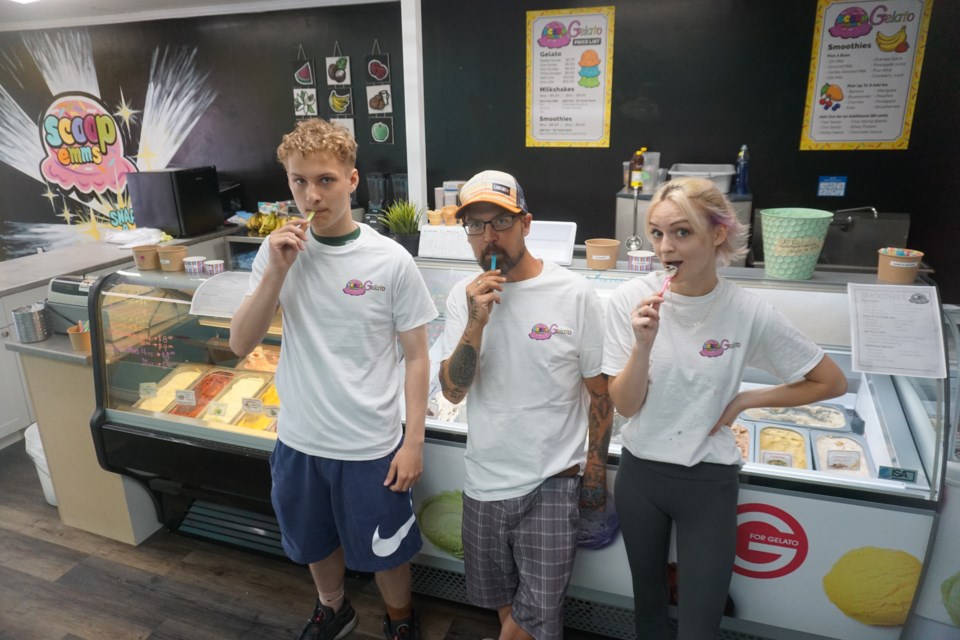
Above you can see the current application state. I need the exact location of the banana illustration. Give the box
[328,90,351,113]
[875,26,908,53]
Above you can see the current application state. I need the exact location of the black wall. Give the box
[422,0,960,302]
[1,1,958,301]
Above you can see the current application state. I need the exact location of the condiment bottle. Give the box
[629,147,647,191]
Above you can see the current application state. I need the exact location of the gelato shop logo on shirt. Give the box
[699,338,742,358]
[342,279,386,296]
[528,323,574,341]
[734,503,809,579]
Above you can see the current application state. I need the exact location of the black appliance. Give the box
[128,167,224,238]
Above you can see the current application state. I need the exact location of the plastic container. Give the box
[877,247,923,284]
[183,256,206,276]
[759,208,833,280]
[585,238,620,270]
[66,325,92,352]
[25,424,57,506]
[668,163,736,194]
[157,245,187,271]
[627,250,655,272]
[131,244,160,270]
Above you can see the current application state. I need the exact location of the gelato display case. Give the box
[87,260,957,640]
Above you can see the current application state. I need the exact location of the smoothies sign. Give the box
[800,0,934,150]
[526,7,614,147]
[39,93,138,228]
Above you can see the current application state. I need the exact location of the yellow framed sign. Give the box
[526,7,615,148]
[800,0,933,150]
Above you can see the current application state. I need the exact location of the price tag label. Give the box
[878,466,918,483]
[139,382,158,399]
[207,402,228,418]
[242,398,264,414]
[761,452,794,467]
[175,390,196,406]
[264,405,280,418]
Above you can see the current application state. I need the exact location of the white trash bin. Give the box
[24,424,57,507]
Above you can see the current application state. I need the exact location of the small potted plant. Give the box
[378,199,423,256]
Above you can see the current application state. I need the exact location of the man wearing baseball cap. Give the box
[439,170,612,640]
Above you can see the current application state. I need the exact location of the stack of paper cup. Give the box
[627,250,655,272]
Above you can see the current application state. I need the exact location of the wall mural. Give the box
[0,29,216,258]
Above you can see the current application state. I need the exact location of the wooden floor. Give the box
[0,441,610,640]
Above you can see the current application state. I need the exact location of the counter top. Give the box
[6,333,91,365]
[0,225,239,297]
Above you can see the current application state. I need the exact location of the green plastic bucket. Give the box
[760,208,834,280]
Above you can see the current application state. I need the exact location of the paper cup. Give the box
[585,238,620,270]
[204,259,225,275]
[427,210,443,226]
[157,245,187,271]
[183,256,206,276]
[627,250,655,272]
[877,248,923,284]
[67,325,92,352]
[131,244,160,270]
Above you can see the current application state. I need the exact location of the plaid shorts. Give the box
[461,477,580,640]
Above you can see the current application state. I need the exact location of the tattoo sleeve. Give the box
[581,374,613,511]
[439,341,478,404]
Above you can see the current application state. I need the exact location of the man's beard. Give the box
[477,246,526,275]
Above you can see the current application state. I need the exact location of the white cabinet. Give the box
[0,286,45,445]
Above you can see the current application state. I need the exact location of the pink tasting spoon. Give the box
[658,265,678,296]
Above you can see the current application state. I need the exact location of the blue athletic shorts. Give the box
[270,439,422,572]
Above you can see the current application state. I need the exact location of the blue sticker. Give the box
[818,176,847,197]
[878,466,918,483]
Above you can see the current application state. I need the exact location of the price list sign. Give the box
[526,7,614,147]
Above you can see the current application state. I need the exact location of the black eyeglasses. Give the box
[463,214,519,236]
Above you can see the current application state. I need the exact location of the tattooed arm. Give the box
[439,272,502,404]
[580,373,613,511]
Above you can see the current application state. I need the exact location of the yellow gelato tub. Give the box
[758,426,810,469]
[234,383,280,431]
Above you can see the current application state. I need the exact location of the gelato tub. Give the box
[731,421,754,462]
[813,433,872,477]
[202,373,269,424]
[237,345,280,372]
[234,383,280,431]
[742,403,849,431]
[134,364,209,412]
[758,425,811,469]
[168,370,235,418]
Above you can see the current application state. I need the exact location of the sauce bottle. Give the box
[629,147,647,191]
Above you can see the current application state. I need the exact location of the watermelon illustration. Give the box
[294,62,314,86]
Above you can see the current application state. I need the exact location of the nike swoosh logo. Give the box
[371,513,417,557]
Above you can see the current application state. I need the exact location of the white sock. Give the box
[319,585,345,612]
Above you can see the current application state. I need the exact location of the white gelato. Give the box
[815,435,869,477]
[138,369,202,411]
[204,377,265,424]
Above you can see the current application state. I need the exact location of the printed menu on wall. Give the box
[526,7,614,148]
[800,0,933,150]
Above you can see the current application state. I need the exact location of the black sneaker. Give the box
[296,599,358,640]
[382,610,420,640]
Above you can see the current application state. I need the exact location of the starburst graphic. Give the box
[113,87,140,137]
[58,200,74,225]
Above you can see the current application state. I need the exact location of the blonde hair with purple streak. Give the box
[646,177,749,266]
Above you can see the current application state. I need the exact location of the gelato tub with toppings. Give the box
[730,421,754,462]
[237,345,280,372]
[812,432,873,477]
[758,425,812,469]
[742,403,849,431]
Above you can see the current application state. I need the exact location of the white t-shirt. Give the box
[247,224,438,460]
[602,273,823,467]
[441,261,604,501]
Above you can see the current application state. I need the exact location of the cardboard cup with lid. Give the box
[585,238,620,270]
[157,245,187,271]
[877,248,923,284]
[131,244,160,270]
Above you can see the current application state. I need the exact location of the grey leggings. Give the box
[615,449,740,640]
